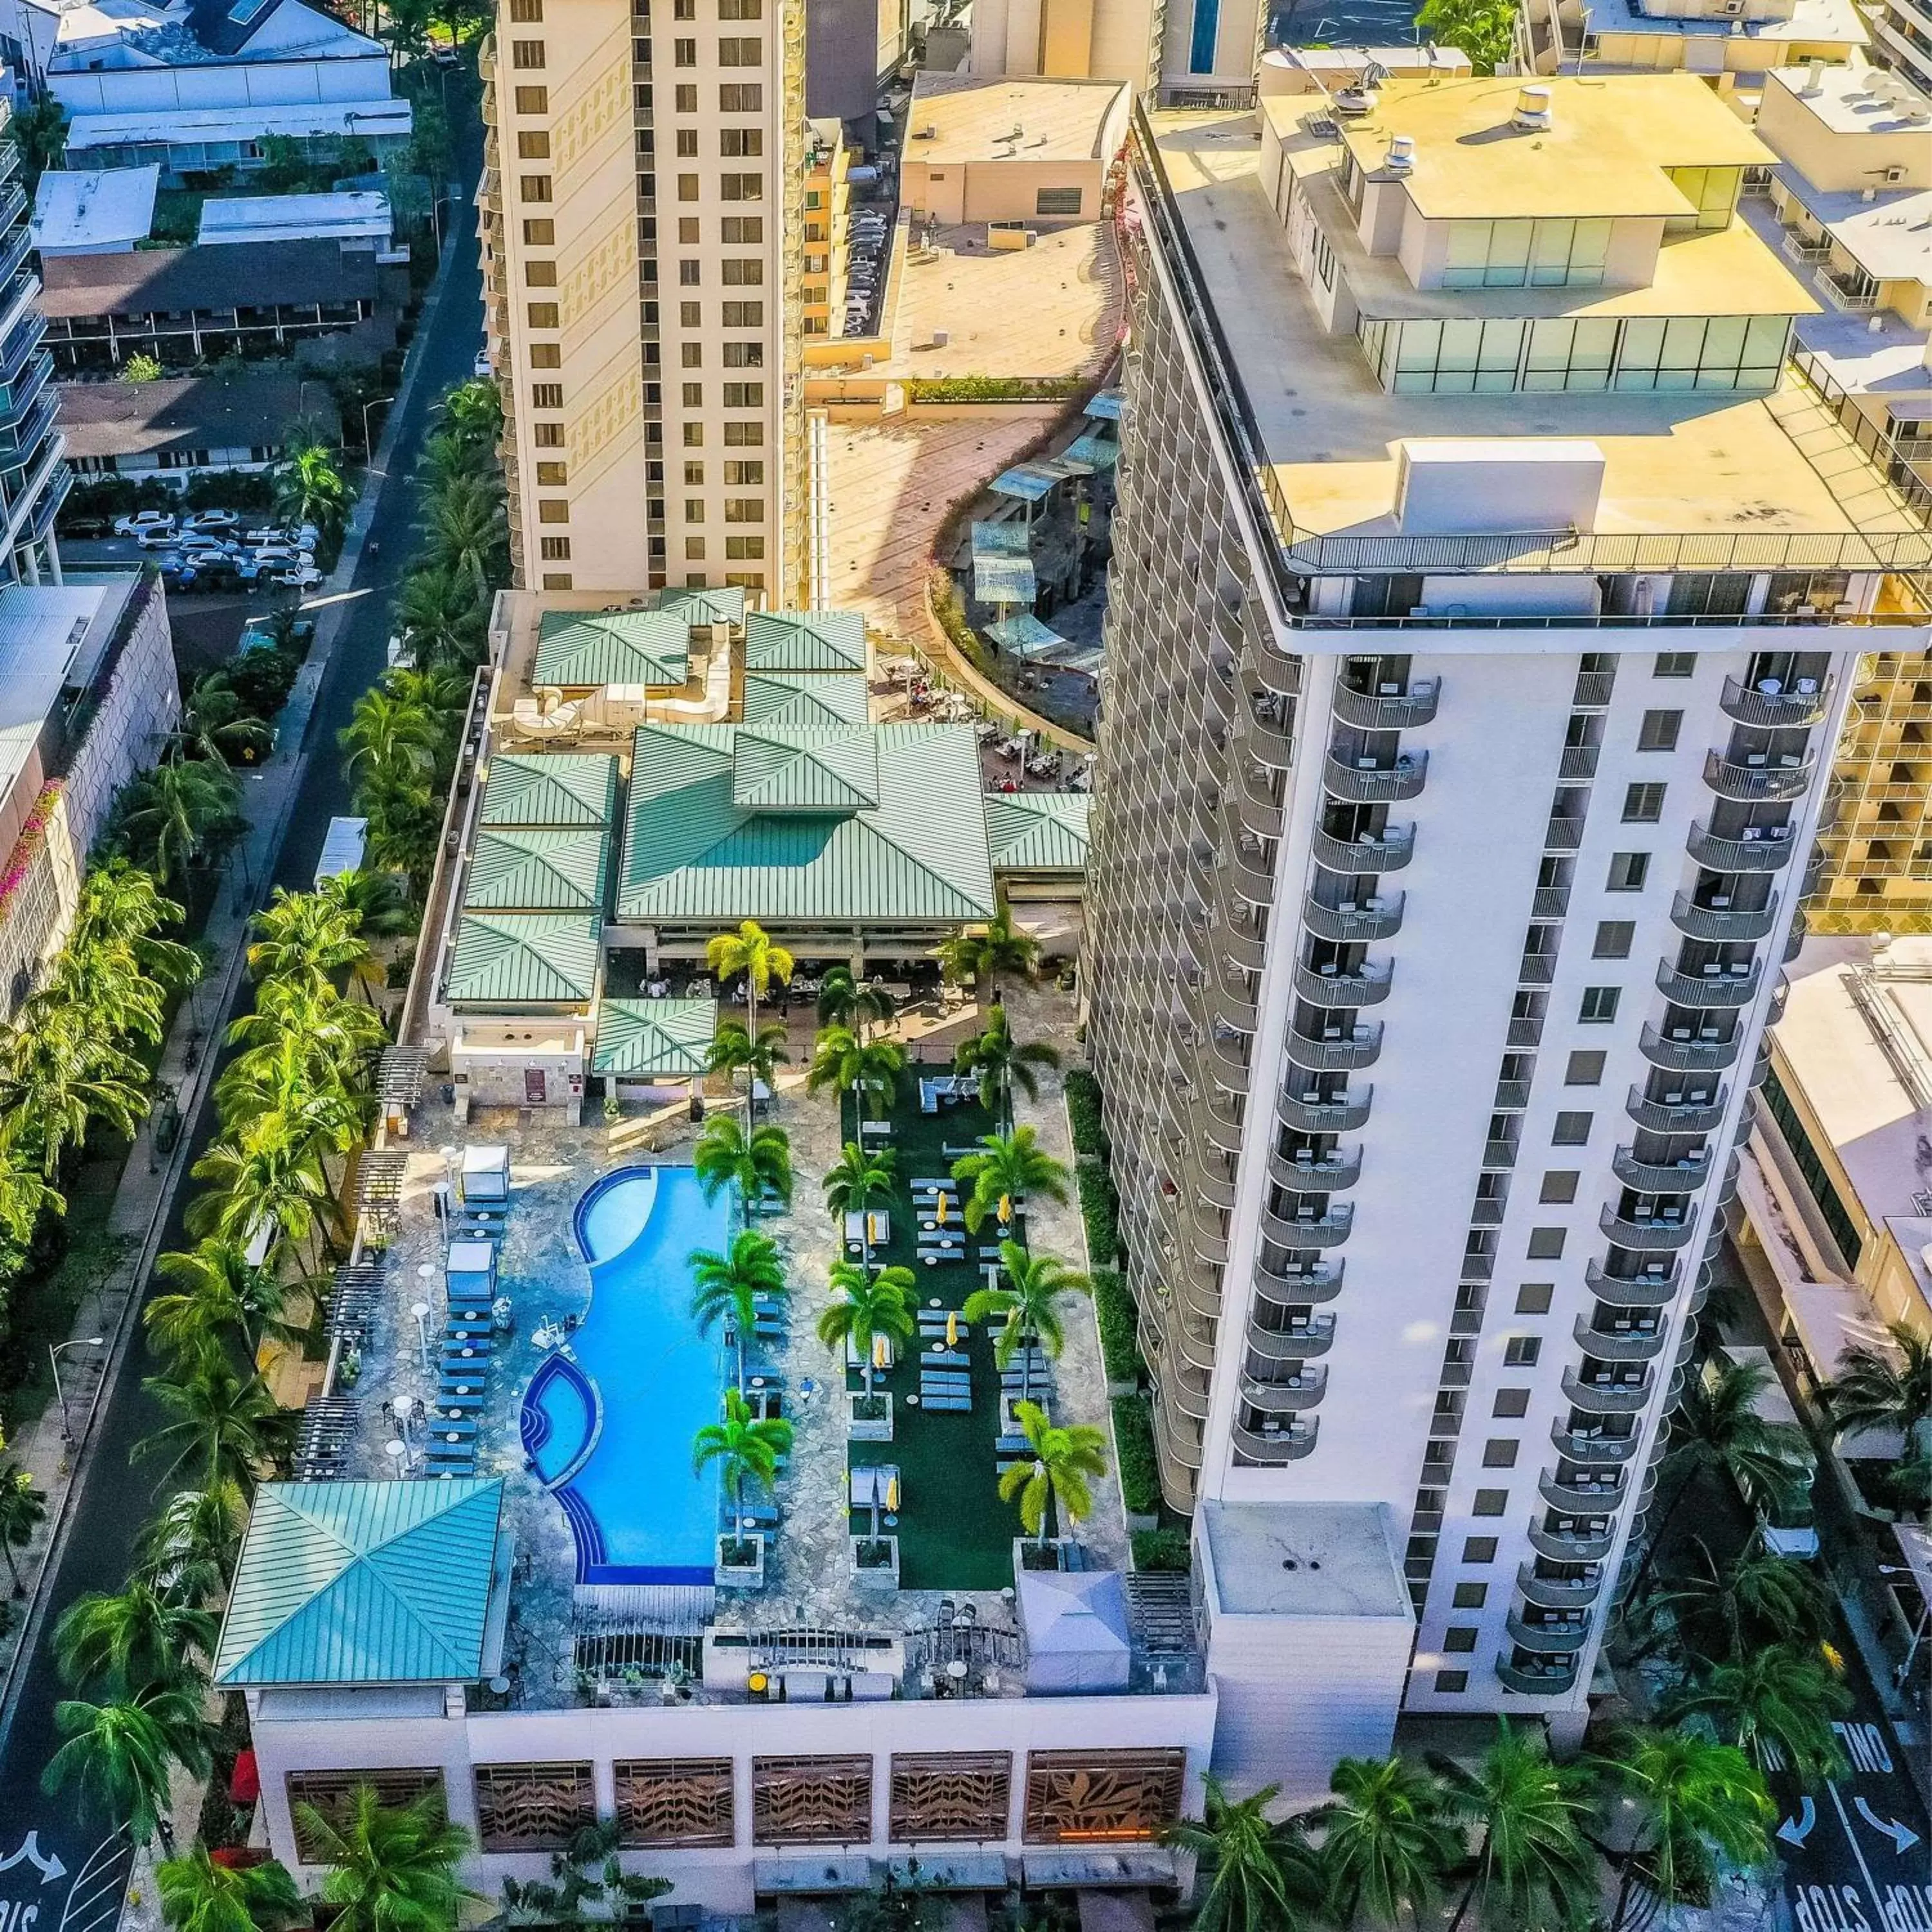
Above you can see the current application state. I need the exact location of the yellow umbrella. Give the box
[998,1192,1013,1225]
[873,1334,890,1371]
[936,1193,949,1226]
[946,1310,959,1347]
[886,1474,901,1512]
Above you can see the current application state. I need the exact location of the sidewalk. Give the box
[0,223,459,1748]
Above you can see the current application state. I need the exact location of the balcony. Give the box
[1332,677,1440,730]
[1497,1654,1581,1696]
[1303,890,1404,945]
[1703,749,1817,802]
[1233,762,1285,838]
[1598,1206,1695,1251]
[1286,1020,1383,1071]
[1324,750,1428,804]
[1640,1025,1743,1073]
[1584,1260,1679,1309]
[1220,837,1276,905]
[1189,1154,1237,1213]
[1517,1561,1604,1609]
[1240,1366,1328,1412]
[1311,826,1415,875]
[1611,1146,1713,1192]
[1255,1258,1344,1307]
[1528,1519,1616,1563]
[1196,1084,1244,1156]
[1247,1316,1337,1364]
[1561,1370,1653,1414]
[1206,1027,1253,1089]
[1505,1610,1592,1654]
[1269,1144,1362,1193]
[1294,960,1394,1008]
[1550,1423,1642,1466]
[1656,960,1763,1009]
[1575,1317,1670,1361]
[1539,1468,1627,1512]
[1720,674,1833,728]
[1260,1202,1354,1249]
[1625,1084,1728,1133]
[1278,1084,1372,1133]
[1687,823,1797,873]
[1232,1419,1319,1463]
[1241,701,1296,769]
[1670,893,1779,943]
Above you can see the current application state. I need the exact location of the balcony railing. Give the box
[1505,1610,1592,1654]
[1277,1084,1372,1134]
[1332,677,1440,730]
[1611,1145,1714,1192]
[1551,1423,1642,1465]
[1254,1259,1344,1307]
[1240,1366,1328,1412]
[1269,1145,1363,1193]
[1585,1260,1680,1308]
[1703,749,1816,802]
[1540,1468,1627,1512]
[1527,1519,1616,1562]
[1323,750,1428,803]
[1260,1202,1354,1249]
[1247,1316,1337,1363]
[1285,1021,1383,1071]
[1231,1419,1319,1463]
[1719,674,1834,729]
[1496,1654,1580,1695]
[1561,1369,1653,1414]
[1688,822,1797,872]
[1302,891,1404,944]
[1310,826,1415,874]
[1517,1560,1604,1609]
[1625,1083,1728,1133]
[1575,1317,1671,1360]
[1670,893,1778,943]
[1654,959,1763,1010]
[1640,1025,1743,1073]
[1293,960,1393,1008]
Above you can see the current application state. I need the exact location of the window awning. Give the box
[974,554,1037,605]
[987,612,1066,656]
[971,519,1032,556]
[1065,432,1119,469]
[1084,388,1124,421]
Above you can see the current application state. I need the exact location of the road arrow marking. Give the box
[1853,1797,1922,1855]
[0,1835,68,1886]
[1778,1799,1817,1848]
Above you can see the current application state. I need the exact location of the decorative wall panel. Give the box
[889,1752,1012,1842]
[286,1770,446,1864]
[752,1754,873,1844]
[615,1757,737,1848]
[1022,1749,1186,1844]
[475,1761,597,1852]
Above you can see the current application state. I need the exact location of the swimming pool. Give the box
[518,1166,731,1585]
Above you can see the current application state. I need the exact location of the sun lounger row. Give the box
[922,1393,972,1414]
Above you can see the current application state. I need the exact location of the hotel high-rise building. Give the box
[1085,73,1930,1736]
[478,0,806,600]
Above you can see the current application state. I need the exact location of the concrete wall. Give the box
[903,158,1104,223]
[50,50,395,114]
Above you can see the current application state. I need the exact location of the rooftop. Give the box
[1198,1502,1411,1619]
[30,164,156,252]
[1761,58,1932,137]
[1579,0,1866,46]
[56,368,340,462]
[197,189,392,246]
[48,0,381,66]
[905,71,1130,166]
[61,98,410,151]
[39,236,386,316]
[535,607,690,689]
[0,582,118,804]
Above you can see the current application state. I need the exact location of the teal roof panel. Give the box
[971,520,1032,557]
[464,826,611,912]
[985,792,1092,874]
[592,997,717,1076]
[974,554,1037,605]
[741,670,870,730]
[731,727,882,812]
[743,609,867,674]
[656,585,747,628]
[535,609,689,689]
[479,753,619,829]
[987,613,1067,656]
[448,911,601,1004]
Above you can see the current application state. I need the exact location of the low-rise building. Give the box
[59,366,341,479]
[966,0,1263,108]
[803,118,851,340]
[1871,0,1932,95]
[29,163,158,256]
[197,189,395,251]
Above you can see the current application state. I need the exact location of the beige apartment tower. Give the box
[479,0,806,600]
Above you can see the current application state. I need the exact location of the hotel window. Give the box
[687,537,706,559]
[685,498,705,520]
[721,82,763,109]
[724,421,763,444]
[681,343,702,366]
[1614,316,1788,393]
[520,175,553,201]
[536,462,567,485]
[719,0,761,14]
[721,128,763,156]
[1309,226,1336,290]
[1665,166,1740,231]
[724,497,763,522]
[1381,318,1526,395]
[723,382,764,406]
[724,460,763,484]
[538,499,569,522]
[530,343,561,368]
[723,342,763,367]
[540,536,571,559]
[683,381,703,406]
[1521,317,1618,392]
[1441,217,1611,289]
[525,260,556,285]
[722,300,763,326]
[511,37,545,65]
[514,86,547,111]
[1036,186,1083,215]
[722,216,763,242]
[675,82,699,111]
[719,35,761,62]
[533,422,565,447]
[726,535,765,558]
[522,218,554,244]
[509,0,541,16]
[516,130,551,158]
[721,173,764,201]
[676,129,699,156]
[674,37,696,62]
[531,384,563,408]
[685,462,705,484]
[526,302,559,327]
[723,258,764,284]
[678,174,700,201]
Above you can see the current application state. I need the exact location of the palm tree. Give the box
[137,1481,247,1607]
[816,965,894,1041]
[188,1126,340,1271]
[248,887,365,989]
[0,998,149,1177]
[936,907,1039,999]
[137,1355,294,1493]
[1600,1728,1772,1926]
[706,1019,789,1120]
[706,922,795,1115]
[1641,1537,1832,1663]
[1431,1722,1599,1932]
[692,1113,793,1209]
[806,1025,905,1121]
[951,1126,1072,1234]
[954,1003,1061,1127]
[73,860,200,991]
[693,1388,794,1526]
[359,769,444,894]
[147,1236,298,1367]
[1165,1775,1322,1932]
[319,866,415,944]
[53,1580,216,1696]
[690,1229,786,1395]
[173,676,271,768]
[341,685,441,784]
[816,1261,916,1395]
[297,1784,477,1932]
[0,1463,46,1596]
[441,375,503,451]
[42,1686,212,1846]
[999,1400,1107,1550]
[1669,1643,1852,1786]
[157,1847,303,1932]
[274,440,350,538]
[1821,1319,1932,1496]
[822,1141,896,1274]
[0,1148,61,1248]
[421,471,509,596]
[1309,1754,1461,1932]
[395,565,486,672]
[965,1241,1090,1406]
[118,758,242,887]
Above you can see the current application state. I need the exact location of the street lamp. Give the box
[1877,1564,1931,1685]
[50,1336,106,1444]
[360,395,395,460]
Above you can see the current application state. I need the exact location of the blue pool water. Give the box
[519,1166,732,1585]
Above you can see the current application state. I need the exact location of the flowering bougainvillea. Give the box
[0,779,63,929]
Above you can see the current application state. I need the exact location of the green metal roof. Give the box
[448,911,602,1004]
[592,997,716,1076]
[743,609,867,674]
[731,726,881,812]
[464,825,611,912]
[214,1480,504,1687]
[480,753,619,829]
[741,670,869,730]
[985,792,1092,875]
[657,585,747,629]
[535,609,689,689]
[619,722,998,925]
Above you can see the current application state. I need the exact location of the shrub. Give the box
[906,374,1081,404]
[227,647,301,722]
[1092,1269,1142,1387]
[1111,1395,1160,1517]
[1132,1527,1191,1573]
[1064,1066,1106,1159]
[1077,1160,1119,1267]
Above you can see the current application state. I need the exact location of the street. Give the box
[0,149,481,1909]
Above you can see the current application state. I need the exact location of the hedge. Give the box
[905,374,1082,404]
[1077,1159,1119,1267]
[1112,1395,1161,1517]
[1092,1268,1143,1387]
[1065,1067,1107,1160]
[1132,1527,1191,1573]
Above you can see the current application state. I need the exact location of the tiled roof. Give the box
[985,792,1092,874]
[741,670,870,730]
[213,1480,503,1687]
[592,997,717,1076]
[464,825,611,912]
[618,722,998,925]
[479,753,618,829]
[39,238,383,318]
[743,609,867,674]
[535,609,688,689]
[448,911,601,1004]
[731,726,882,812]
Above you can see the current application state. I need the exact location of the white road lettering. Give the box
[1833,1724,1897,1777]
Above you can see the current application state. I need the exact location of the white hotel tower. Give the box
[1084,71,1931,1747]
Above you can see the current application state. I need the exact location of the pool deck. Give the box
[341,979,1120,1709]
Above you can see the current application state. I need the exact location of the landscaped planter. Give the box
[716,1534,765,1590]
[851,1535,900,1586]
[848,1391,894,1442]
[1014,1536,1077,1575]
[1123,1509,1160,1535]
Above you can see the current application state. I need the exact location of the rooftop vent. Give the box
[1385,133,1416,174]
[1332,83,1378,115]
[1513,84,1553,130]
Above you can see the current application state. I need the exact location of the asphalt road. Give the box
[0,158,481,1911]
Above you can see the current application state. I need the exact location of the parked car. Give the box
[272,563,323,591]
[243,525,281,547]
[183,508,240,533]
[62,515,111,541]
[115,510,176,538]
[137,525,184,550]
[250,543,299,566]
[292,523,320,552]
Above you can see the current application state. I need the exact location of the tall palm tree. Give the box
[936,907,1039,999]
[341,686,441,784]
[816,1261,916,1396]
[0,1463,46,1596]
[692,1113,793,1209]
[1641,1537,1833,1663]
[0,1148,61,1249]
[118,758,242,887]
[706,922,795,1120]
[137,1481,247,1607]
[706,1019,789,1120]
[690,1230,786,1395]
[965,1240,1090,1406]
[396,567,486,671]
[74,860,198,981]
[822,1141,896,1275]
[188,1124,341,1270]
[442,375,504,450]
[1600,1727,1772,1926]
[1310,1754,1461,1932]
[0,998,149,1176]
[816,965,895,1041]
[157,1847,304,1932]
[1669,1643,1852,1786]
[319,866,415,944]
[421,471,509,596]
[173,676,271,768]
[806,1025,905,1121]
[693,1388,794,1526]
[297,1785,477,1932]
[1165,1775,1322,1932]
[248,887,365,989]
[1431,1723,1600,1932]
[359,769,444,894]
[274,441,350,537]
[137,1356,294,1493]
[951,1126,1072,1233]
[1821,1319,1932,1499]
[999,1400,1107,1550]
[954,1003,1061,1128]
[147,1236,298,1367]
[42,1686,212,1847]
[53,1580,216,1696]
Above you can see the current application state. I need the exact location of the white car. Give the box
[183,509,239,533]
[137,525,184,550]
[243,525,281,547]
[292,523,320,552]
[272,563,323,590]
[115,510,176,538]
[251,543,300,567]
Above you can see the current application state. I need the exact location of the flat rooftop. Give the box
[0,583,114,804]
[1200,1502,1410,1619]
[1146,107,1911,549]
[30,165,156,252]
[1774,172,1932,283]
[1761,59,1932,136]
[905,71,1129,166]
[1580,0,1866,44]
[198,190,392,246]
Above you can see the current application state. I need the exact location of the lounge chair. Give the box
[428,1421,479,1443]
[426,1449,475,1470]
[919,1369,971,1387]
[923,1395,972,1414]
[994,1432,1031,1455]
[922,1348,969,1369]
[849,1464,900,1508]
